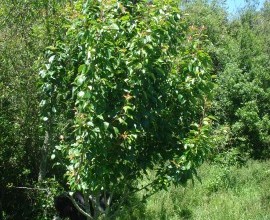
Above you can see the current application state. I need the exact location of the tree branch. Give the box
[64,192,93,220]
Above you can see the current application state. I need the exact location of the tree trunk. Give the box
[38,130,49,182]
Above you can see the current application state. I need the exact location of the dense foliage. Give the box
[214,5,270,159]
[0,0,269,219]
[183,0,270,160]
[0,0,70,218]
[41,0,213,216]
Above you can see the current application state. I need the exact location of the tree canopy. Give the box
[40,2,213,216]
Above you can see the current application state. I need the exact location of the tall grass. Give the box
[117,160,270,219]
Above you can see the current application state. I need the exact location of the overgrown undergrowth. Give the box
[117,160,270,220]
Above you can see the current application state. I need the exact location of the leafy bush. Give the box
[183,1,270,159]
[40,0,213,216]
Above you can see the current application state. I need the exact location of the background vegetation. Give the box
[0,0,269,219]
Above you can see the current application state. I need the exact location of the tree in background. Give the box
[183,0,270,160]
[0,0,71,218]
[213,1,270,159]
[41,0,213,217]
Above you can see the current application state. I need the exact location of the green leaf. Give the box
[103,121,109,130]
[97,115,104,120]
[113,127,119,135]
[110,23,119,30]
[78,91,85,97]
[76,74,86,86]
[123,106,132,113]
[118,117,126,125]
[78,64,86,73]
[55,145,62,150]
[48,55,55,63]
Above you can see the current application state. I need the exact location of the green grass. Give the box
[118,160,270,220]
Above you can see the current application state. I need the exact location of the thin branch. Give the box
[6,186,49,192]
[64,193,93,220]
